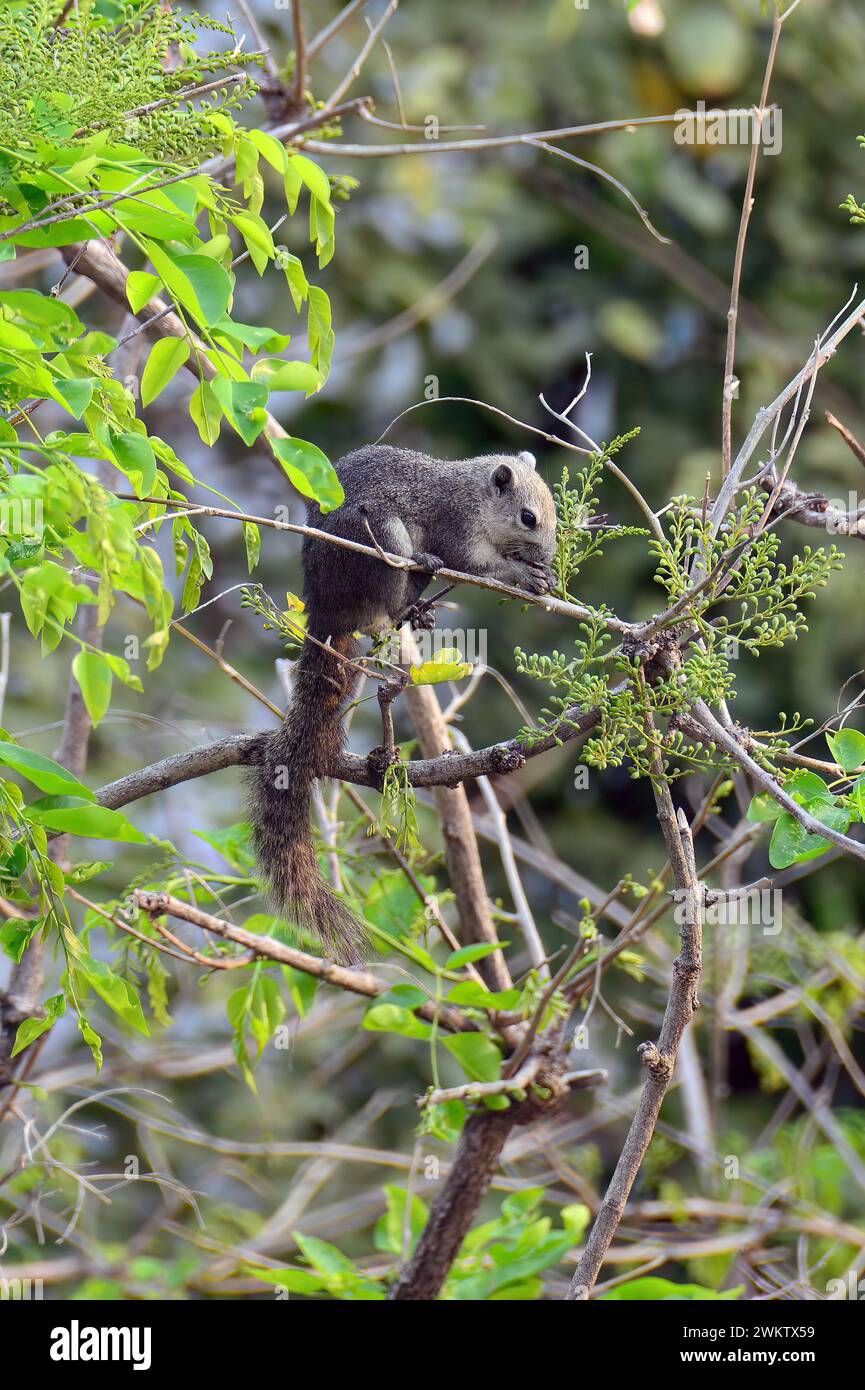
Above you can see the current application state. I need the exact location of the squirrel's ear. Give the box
[492,463,514,493]
[518,450,536,469]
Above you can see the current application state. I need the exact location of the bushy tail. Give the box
[248,632,367,967]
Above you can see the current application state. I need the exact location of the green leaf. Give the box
[78,1013,103,1071]
[292,1234,364,1283]
[442,1032,503,1083]
[279,252,309,311]
[141,337,191,406]
[211,378,268,446]
[243,521,261,572]
[784,770,836,803]
[447,982,521,1009]
[110,430,157,494]
[11,992,65,1057]
[245,1266,324,1293]
[0,740,95,799]
[211,316,291,355]
[373,1185,429,1255]
[72,651,112,727]
[78,954,149,1035]
[145,242,233,329]
[271,436,344,512]
[602,1278,744,1301]
[292,155,332,206]
[445,942,510,969]
[746,792,784,823]
[189,380,223,445]
[307,285,334,379]
[0,917,38,964]
[410,648,473,685]
[282,965,318,1018]
[126,270,161,313]
[375,984,429,1009]
[288,1234,384,1299]
[173,254,233,327]
[363,1002,432,1039]
[768,799,850,869]
[247,128,289,173]
[561,1203,591,1240]
[749,770,835,825]
[251,358,321,394]
[828,727,865,774]
[102,652,144,694]
[25,796,147,843]
[450,1231,573,1301]
[232,211,275,275]
[54,377,94,418]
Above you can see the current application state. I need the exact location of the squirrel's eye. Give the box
[521,509,537,529]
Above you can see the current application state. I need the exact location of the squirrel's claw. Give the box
[411,551,444,573]
[405,598,438,630]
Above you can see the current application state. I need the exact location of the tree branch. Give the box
[133,891,471,1032]
[566,792,703,1299]
[92,699,605,810]
[721,5,783,477]
[400,633,513,994]
[390,1053,589,1299]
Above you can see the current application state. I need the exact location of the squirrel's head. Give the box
[482,451,557,561]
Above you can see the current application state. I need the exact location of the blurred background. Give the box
[4,0,865,1297]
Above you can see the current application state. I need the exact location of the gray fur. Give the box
[250,445,557,966]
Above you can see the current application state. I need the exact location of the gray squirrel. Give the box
[248,444,557,966]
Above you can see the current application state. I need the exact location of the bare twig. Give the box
[307,0,369,62]
[291,0,307,108]
[566,789,703,1300]
[721,6,784,477]
[825,410,865,471]
[321,0,399,115]
[301,111,740,160]
[527,139,670,245]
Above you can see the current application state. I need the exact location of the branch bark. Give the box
[565,787,703,1300]
[388,1107,516,1299]
[92,699,605,810]
[133,891,471,1033]
[401,633,512,994]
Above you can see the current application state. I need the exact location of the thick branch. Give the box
[93,702,603,810]
[388,1108,516,1299]
[401,633,512,994]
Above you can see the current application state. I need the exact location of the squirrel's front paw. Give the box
[411,551,444,574]
[406,599,438,631]
[520,561,554,595]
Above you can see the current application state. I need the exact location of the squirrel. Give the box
[248,443,557,966]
